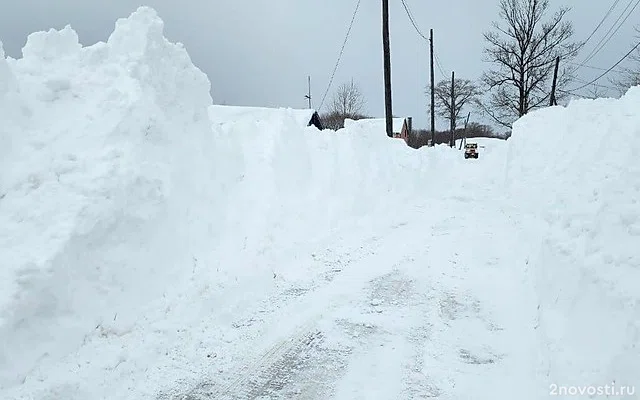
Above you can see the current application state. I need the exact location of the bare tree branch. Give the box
[481,0,580,127]
[429,78,482,129]
[587,84,606,99]
[328,78,366,118]
[321,79,368,130]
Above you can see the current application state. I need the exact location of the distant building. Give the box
[344,116,412,143]
[391,117,412,143]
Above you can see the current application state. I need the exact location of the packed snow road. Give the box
[157,176,545,399]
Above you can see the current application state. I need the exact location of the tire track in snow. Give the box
[161,215,425,399]
[412,198,542,399]
[216,218,410,342]
[180,326,330,399]
[161,194,539,400]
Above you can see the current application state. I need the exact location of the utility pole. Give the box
[458,112,470,150]
[550,56,560,106]
[450,71,455,147]
[305,76,312,109]
[382,0,393,137]
[430,29,435,146]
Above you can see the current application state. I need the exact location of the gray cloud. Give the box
[1,0,637,129]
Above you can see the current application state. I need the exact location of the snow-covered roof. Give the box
[208,105,320,128]
[393,118,407,133]
[344,117,407,133]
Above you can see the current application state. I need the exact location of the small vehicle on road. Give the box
[464,143,478,159]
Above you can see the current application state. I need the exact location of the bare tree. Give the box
[431,78,482,130]
[610,27,640,95]
[329,79,366,118]
[480,0,580,128]
[320,79,368,130]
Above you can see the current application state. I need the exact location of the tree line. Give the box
[318,0,640,138]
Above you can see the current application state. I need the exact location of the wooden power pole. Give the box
[430,29,435,146]
[382,0,393,137]
[458,111,470,150]
[305,76,312,109]
[450,71,455,147]
[550,56,560,106]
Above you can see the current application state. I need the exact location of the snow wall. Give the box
[0,6,219,387]
[0,6,460,390]
[505,87,640,388]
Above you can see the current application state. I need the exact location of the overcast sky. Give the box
[0,0,638,129]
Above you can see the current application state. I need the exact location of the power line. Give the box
[557,89,598,99]
[400,0,447,78]
[434,53,446,77]
[400,0,428,40]
[568,39,640,91]
[580,0,640,66]
[579,0,621,51]
[587,0,640,63]
[318,0,362,111]
[567,61,625,73]
[580,0,632,64]
[573,77,617,90]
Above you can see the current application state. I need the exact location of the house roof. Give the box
[208,105,321,129]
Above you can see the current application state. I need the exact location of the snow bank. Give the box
[205,107,455,275]
[0,6,221,389]
[344,117,407,135]
[209,104,319,130]
[506,86,640,388]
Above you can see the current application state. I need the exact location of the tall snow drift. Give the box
[0,6,219,388]
[506,86,640,388]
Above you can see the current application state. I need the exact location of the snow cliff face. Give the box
[0,6,220,387]
[505,87,640,387]
[0,41,23,194]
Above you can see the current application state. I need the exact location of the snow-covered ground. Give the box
[1,6,638,400]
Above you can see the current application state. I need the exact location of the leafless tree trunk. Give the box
[480,0,580,128]
[431,78,481,131]
[329,79,366,118]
